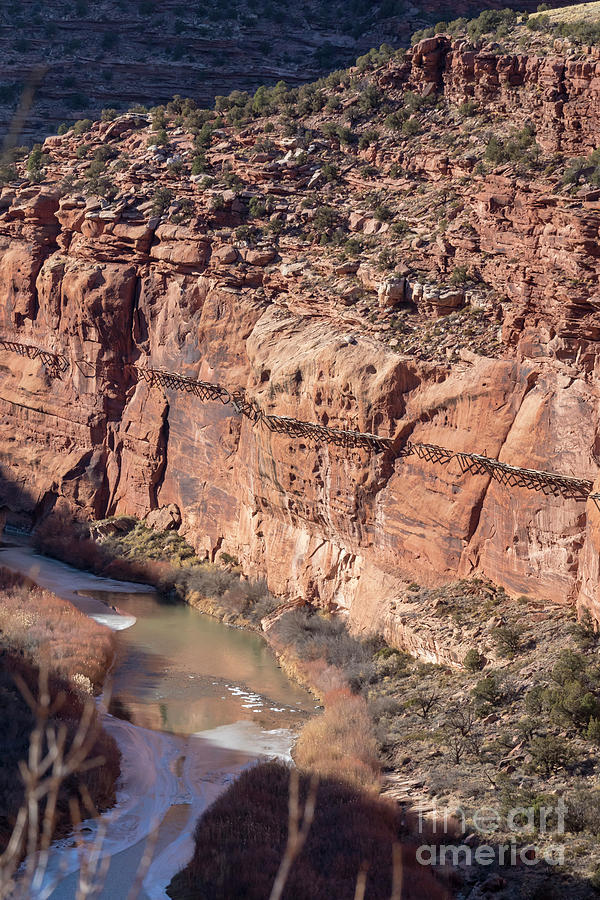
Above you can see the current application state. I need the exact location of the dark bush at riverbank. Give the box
[0,568,120,853]
[0,651,120,854]
[166,760,451,900]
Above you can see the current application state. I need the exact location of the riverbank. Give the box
[34,516,383,789]
[0,566,120,859]
[0,540,315,899]
[166,760,451,900]
[31,516,456,897]
[31,514,600,897]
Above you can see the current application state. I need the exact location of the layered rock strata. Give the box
[2,38,600,633]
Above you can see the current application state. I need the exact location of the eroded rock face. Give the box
[3,37,600,629]
[0,191,598,624]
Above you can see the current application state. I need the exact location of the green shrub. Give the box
[485,124,539,167]
[336,125,355,145]
[527,734,576,777]
[570,610,598,649]
[321,163,339,183]
[72,118,92,136]
[26,144,48,181]
[385,112,406,130]
[563,148,600,186]
[151,105,167,130]
[0,163,17,185]
[492,624,524,658]
[313,205,339,233]
[464,649,484,672]
[248,196,266,218]
[552,649,588,686]
[359,83,382,112]
[321,122,338,140]
[526,650,600,731]
[210,193,226,211]
[167,158,185,176]
[378,248,395,269]
[467,8,516,41]
[458,100,478,117]
[358,129,379,150]
[374,204,392,222]
[344,237,362,256]
[472,673,503,706]
[151,187,173,216]
[191,153,207,175]
[194,122,214,150]
[94,145,117,162]
[587,716,600,743]
[449,264,470,286]
[170,198,195,224]
[401,118,419,137]
[391,220,410,236]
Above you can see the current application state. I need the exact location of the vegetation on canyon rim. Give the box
[0,0,442,143]
[0,568,119,860]
[9,3,600,370]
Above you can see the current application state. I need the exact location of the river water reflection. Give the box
[87,588,313,735]
[0,541,316,899]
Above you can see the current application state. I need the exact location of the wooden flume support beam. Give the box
[398,441,455,465]
[454,452,592,500]
[0,338,69,373]
[0,337,595,502]
[124,365,232,405]
[263,413,392,452]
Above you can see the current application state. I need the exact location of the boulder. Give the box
[145,504,182,532]
[212,244,239,265]
[242,248,276,266]
[378,278,406,308]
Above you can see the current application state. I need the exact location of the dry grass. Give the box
[530,1,600,24]
[0,568,115,690]
[0,652,120,856]
[266,609,382,791]
[294,688,380,792]
[0,570,120,855]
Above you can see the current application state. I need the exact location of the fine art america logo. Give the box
[416,799,567,868]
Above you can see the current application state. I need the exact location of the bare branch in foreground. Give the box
[269,768,318,900]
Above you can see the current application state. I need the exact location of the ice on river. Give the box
[44,715,295,899]
[0,540,146,629]
[1,541,303,899]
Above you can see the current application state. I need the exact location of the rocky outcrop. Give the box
[0,190,597,621]
[409,34,600,155]
[2,39,600,633]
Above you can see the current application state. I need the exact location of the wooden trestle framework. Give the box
[0,338,597,503]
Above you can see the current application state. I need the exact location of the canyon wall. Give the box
[2,37,600,633]
[0,2,581,142]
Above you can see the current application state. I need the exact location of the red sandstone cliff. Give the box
[2,34,600,633]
